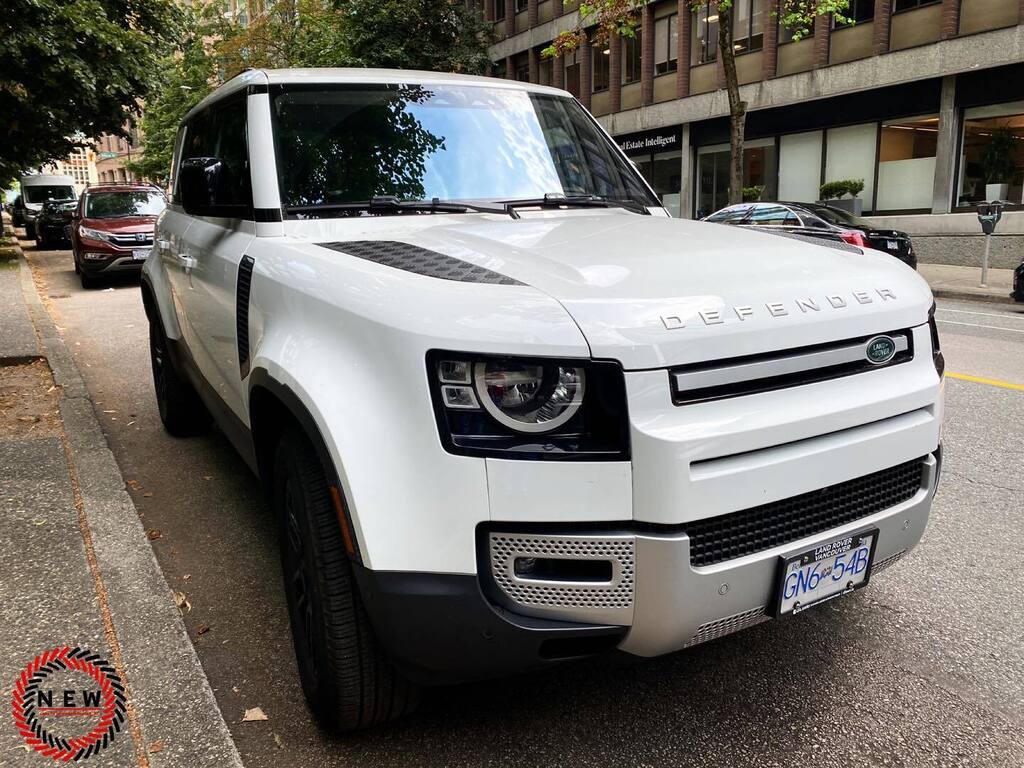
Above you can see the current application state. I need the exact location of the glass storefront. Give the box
[696,139,777,218]
[877,116,938,211]
[958,102,1024,206]
[616,127,684,216]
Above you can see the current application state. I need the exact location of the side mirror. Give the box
[179,157,225,216]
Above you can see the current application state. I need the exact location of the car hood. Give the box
[82,216,156,233]
[312,211,934,369]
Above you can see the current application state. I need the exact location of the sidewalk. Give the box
[918,262,1017,304]
[0,231,243,766]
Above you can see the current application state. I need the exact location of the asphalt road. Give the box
[21,240,1024,768]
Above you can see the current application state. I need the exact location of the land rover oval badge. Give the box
[866,335,897,365]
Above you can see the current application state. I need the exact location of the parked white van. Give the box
[20,174,77,239]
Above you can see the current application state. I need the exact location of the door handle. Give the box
[156,238,171,253]
[174,252,197,270]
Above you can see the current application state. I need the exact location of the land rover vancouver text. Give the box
[143,69,944,731]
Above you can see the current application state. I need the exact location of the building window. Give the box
[593,46,610,92]
[893,0,940,11]
[732,0,765,54]
[697,140,778,217]
[877,116,938,211]
[516,62,530,82]
[495,0,506,20]
[539,57,554,86]
[692,6,718,65]
[655,15,679,74]
[565,51,580,97]
[834,0,874,27]
[958,107,1024,207]
[515,0,527,12]
[623,31,642,84]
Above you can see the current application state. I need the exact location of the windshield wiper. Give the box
[285,196,505,218]
[500,193,651,219]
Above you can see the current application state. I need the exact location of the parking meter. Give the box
[977,201,1003,235]
[976,201,1004,288]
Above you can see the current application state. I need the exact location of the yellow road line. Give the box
[947,372,1024,391]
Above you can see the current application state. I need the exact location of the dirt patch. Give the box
[0,359,63,439]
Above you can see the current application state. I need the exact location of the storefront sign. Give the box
[616,126,684,157]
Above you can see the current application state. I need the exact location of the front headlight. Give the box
[79,226,113,243]
[428,352,628,460]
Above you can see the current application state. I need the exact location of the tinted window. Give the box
[183,98,252,208]
[704,205,752,223]
[24,185,76,204]
[803,203,868,228]
[270,84,657,210]
[747,204,798,226]
[86,192,166,218]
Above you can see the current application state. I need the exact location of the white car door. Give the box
[170,94,255,423]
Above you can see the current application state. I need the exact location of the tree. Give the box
[125,4,225,183]
[1,0,182,183]
[338,0,495,75]
[545,0,852,205]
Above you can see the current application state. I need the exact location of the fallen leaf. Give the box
[147,529,162,540]
[202,475,213,481]
[173,590,191,614]
[196,625,211,636]
[273,733,283,748]
[182,573,191,581]
[242,707,268,722]
[143,492,152,497]
[148,740,164,754]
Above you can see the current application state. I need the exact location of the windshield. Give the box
[803,203,868,228]
[270,84,657,212]
[86,191,166,218]
[24,185,76,204]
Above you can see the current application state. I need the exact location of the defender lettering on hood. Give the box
[661,288,899,330]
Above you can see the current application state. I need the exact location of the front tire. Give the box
[274,429,419,731]
[148,319,210,436]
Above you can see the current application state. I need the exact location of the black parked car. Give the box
[703,201,918,269]
[10,195,26,228]
[35,200,78,249]
[1013,260,1024,303]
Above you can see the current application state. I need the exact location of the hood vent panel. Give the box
[320,240,522,285]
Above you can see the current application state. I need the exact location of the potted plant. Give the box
[818,179,865,215]
[982,128,1016,202]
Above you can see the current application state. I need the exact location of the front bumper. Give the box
[359,451,939,683]
[81,253,147,275]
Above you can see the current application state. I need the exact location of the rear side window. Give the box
[747,205,798,226]
[182,97,252,210]
[705,205,752,223]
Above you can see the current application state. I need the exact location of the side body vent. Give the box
[319,240,523,285]
[236,255,255,379]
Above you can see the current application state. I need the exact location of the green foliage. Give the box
[742,185,764,202]
[981,128,1017,184]
[819,179,865,199]
[1,0,182,182]
[340,0,495,74]
[776,0,853,42]
[543,0,643,58]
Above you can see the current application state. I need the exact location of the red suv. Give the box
[71,184,166,288]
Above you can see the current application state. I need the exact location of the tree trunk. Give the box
[717,3,746,205]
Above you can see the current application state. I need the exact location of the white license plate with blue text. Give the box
[886,240,899,250]
[133,248,150,261]
[776,530,876,615]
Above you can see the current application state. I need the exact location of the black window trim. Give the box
[892,0,942,14]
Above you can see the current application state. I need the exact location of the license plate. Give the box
[132,248,150,261]
[886,240,899,250]
[775,530,877,615]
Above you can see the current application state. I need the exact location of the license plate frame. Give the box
[132,248,150,261]
[773,528,879,617]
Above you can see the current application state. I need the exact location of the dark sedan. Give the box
[1013,260,1023,303]
[35,200,78,248]
[703,201,918,269]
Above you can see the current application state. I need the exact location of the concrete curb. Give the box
[930,288,1020,306]
[16,247,245,768]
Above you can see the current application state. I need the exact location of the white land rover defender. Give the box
[143,69,944,731]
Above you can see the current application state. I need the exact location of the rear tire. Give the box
[25,223,36,240]
[274,429,419,731]
[148,318,210,436]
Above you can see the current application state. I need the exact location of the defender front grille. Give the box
[683,606,769,648]
[488,533,634,625]
[686,458,926,567]
[671,329,914,406]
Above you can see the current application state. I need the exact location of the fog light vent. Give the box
[488,532,634,625]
